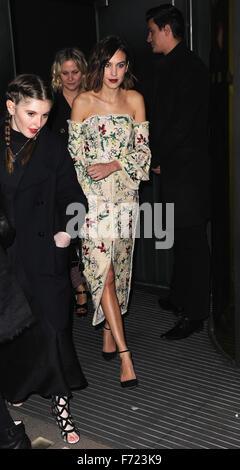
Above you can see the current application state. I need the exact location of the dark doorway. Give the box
[0,0,15,106]
[9,0,97,82]
[209,0,234,359]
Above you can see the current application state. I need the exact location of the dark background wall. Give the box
[233,0,240,363]
[9,0,97,82]
[0,0,15,109]
[97,0,187,98]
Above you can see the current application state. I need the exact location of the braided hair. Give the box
[5,74,52,173]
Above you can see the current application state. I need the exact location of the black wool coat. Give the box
[0,243,34,344]
[0,186,33,344]
[0,126,87,330]
[150,41,211,227]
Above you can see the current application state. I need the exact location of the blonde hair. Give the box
[51,47,87,92]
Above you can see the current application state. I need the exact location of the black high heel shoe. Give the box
[74,289,88,315]
[51,396,80,444]
[119,350,138,389]
[102,325,117,360]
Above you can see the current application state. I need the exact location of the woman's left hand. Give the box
[86,161,121,181]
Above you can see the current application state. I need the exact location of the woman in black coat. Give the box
[0,74,88,444]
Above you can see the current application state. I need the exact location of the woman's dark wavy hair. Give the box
[86,35,135,92]
[146,4,185,40]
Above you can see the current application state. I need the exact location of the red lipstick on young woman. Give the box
[28,128,38,134]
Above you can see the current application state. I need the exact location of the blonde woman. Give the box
[49,47,89,315]
[49,47,87,141]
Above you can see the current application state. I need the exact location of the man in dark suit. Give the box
[146,4,211,340]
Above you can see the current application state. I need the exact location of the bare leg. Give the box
[103,319,117,354]
[101,264,136,383]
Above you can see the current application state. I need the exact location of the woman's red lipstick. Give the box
[109,79,118,83]
[28,128,38,134]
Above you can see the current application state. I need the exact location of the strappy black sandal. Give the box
[51,396,80,444]
[119,350,138,389]
[102,325,117,360]
[74,289,88,315]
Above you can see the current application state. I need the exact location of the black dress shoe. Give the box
[0,422,31,449]
[158,298,183,316]
[161,316,204,340]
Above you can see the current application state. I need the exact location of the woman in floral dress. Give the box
[68,36,151,388]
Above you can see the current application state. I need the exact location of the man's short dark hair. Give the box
[146,4,185,40]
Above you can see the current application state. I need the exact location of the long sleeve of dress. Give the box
[117,121,151,190]
[56,136,87,233]
[68,118,151,193]
[68,120,84,176]
[68,119,90,196]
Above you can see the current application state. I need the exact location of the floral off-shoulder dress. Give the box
[68,114,151,326]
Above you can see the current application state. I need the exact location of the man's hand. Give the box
[151,165,161,174]
[87,161,121,181]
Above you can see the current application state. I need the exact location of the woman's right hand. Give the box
[86,161,121,181]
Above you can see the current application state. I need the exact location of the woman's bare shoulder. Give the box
[73,91,92,107]
[71,91,95,121]
[126,89,145,106]
[125,89,146,122]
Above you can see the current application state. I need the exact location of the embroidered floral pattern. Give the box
[68,114,151,326]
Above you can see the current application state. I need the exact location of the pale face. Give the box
[147,18,169,54]
[6,97,52,138]
[102,49,128,90]
[60,59,82,92]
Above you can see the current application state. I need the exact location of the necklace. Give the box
[10,137,32,159]
[10,132,39,159]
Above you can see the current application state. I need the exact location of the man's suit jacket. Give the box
[150,41,210,227]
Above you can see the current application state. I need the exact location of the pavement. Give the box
[10,407,111,450]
